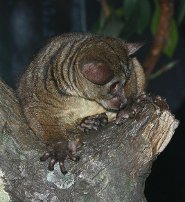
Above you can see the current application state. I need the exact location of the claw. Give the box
[40,139,82,174]
[40,152,51,162]
[116,93,168,124]
[48,158,57,171]
[66,150,79,161]
[59,161,67,175]
[78,113,108,132]
[74,156,80,162]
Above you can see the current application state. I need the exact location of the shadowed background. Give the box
[0,0,185,201]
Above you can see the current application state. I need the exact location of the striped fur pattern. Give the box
[17,33,145,143]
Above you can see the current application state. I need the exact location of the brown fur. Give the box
[17,33,145,144]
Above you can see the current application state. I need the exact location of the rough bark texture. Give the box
[0,79,179,202]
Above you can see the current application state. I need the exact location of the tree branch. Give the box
[143,0,174,80]
[99,0,111,17]
[0,79,179,201]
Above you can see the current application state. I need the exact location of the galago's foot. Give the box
[116,92,168,124]
[40,139,81,174]
[78,113,108,132]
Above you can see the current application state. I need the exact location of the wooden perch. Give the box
[0,79,179,202]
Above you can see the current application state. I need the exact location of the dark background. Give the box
[0,1,185,201]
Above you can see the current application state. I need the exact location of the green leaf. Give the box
[123,0,138,20]
[99,10,108,30]
[115,7,124,18]
[120,0,139,38]
[150,1,178,57]
[137,0,151,34]
[97,14,124,37]
[120,11,139,39]
[163,20,179,57]
[151,0,161,35]
[177,0,185,24]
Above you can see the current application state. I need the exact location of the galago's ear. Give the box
[127,42,144,56]
[81,62,114,85]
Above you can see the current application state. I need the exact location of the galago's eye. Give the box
[81,62,114,85]
[110,81,119,94]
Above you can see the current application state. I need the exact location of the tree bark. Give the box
[0,79,179,202]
